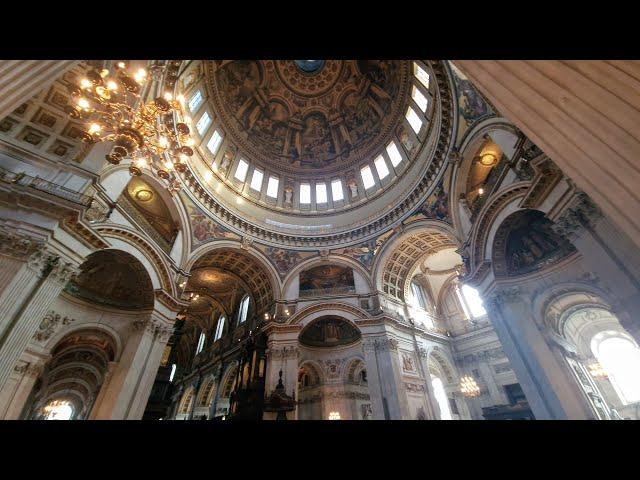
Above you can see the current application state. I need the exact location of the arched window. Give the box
[196,331,206,354]
[592,332,640,405]
[238,295,250,324]
[214,316,226,342]
[456,284,486,319]
[431,375,453,420]
[169,363,177,382]
[43,400,73,420]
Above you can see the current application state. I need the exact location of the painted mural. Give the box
[255,245,309,277]
[405,173,452,225]
[182,194,240,249]
[299,265,356,297]
[448,62,495,143]
[333,230,393,270]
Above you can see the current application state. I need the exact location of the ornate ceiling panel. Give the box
[205,60,410,175]
[382,231,456,301]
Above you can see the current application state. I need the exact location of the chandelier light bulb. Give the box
[77,98,90,110]
[80,78,92,89]
[100,69,110,78]
[106,80,118,91]
[88,123,101,134]
[164,92,173,101]
[164,160,174,170]
[159,136,169,148]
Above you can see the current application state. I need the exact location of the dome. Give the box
[170,60,455,248]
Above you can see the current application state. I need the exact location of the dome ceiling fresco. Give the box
[205,60,410,175]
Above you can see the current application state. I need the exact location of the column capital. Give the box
[0,228,45,261]
[48,259,80,285]
[362,336,399,353]
[551,191,603,241]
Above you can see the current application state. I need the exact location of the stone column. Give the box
[453,60,640,250]
[0,253,78,393]
[88,361,117,420]
[0,61,80,119]
[92,304,175,420]
[485,287,595,419]
[362,336,410,420]
[552,192,640,343]
[416,347,439,420]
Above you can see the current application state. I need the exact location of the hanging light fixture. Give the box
[460,375,481,397]
[64,61,193,193]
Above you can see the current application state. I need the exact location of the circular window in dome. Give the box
[294,60,325,74]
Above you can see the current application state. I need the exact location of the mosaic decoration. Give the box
[299,265,356,297]
[254,245,309,277]
[448,62,495,143]
[182,195,239,249]
[299,316,361,348]
[406,175,452,225]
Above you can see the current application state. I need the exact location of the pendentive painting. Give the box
[299,265,356,297]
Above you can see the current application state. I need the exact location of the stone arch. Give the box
[65,249,155,311]
[219,363,239,399]
[298,360,324,387]
[426,346,458,385]
[187,241,282,309]
[343,356,367,385]
[490,209,578,280]
[373,220,459,302]
[286,302,369,329]
[197,374,217,408]
[450,118,519,238]
[177,386,195,417]
[94,227,176,296]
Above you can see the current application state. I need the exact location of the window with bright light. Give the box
[411,281,428,309]
[361,165,375,189]
[300,183,311,204]
[316,183,327,203]
[412,85,429,112]
[406,107,423,134]
[267,176,279,198]
[374,155,390,180]
[196,332,206,354]
[460,284,486,318]
[386,141,403,167]
[169,363,177,382]
[592,334,640,405]
[331,179,344,201]
[250,169,263,191]
[328,411,341,420]
[207,130,223,155]
[214,316,225,341]
[43,400,73,420]
[414,62,430,89]
[196,111,212,135]
[234,159,249,182]
[431,376,453,420]
[188,90,204,113]
[238,295,250,324]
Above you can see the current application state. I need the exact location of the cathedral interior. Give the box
[0,59,639,421]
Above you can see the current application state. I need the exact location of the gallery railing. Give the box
[0,167,93,207]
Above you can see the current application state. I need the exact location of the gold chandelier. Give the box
[64,61,193,192]
[460,375,481,397]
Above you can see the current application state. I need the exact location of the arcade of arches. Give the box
[0,59,639,420]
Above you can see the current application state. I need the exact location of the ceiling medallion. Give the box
[134,189,154,202]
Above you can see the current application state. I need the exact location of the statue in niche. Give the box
[416,406,427,420]
[220,151,233,174]
[284,186,293,206]
[347,179,358,198]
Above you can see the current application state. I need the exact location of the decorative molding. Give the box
[33,310,75,342]
[362,337,399,352]
[551,191,603,241]
[268,345,299,359]
[0,228,45,261]
[404,382,426,393]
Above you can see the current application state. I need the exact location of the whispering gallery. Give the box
[0,59,638,421]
